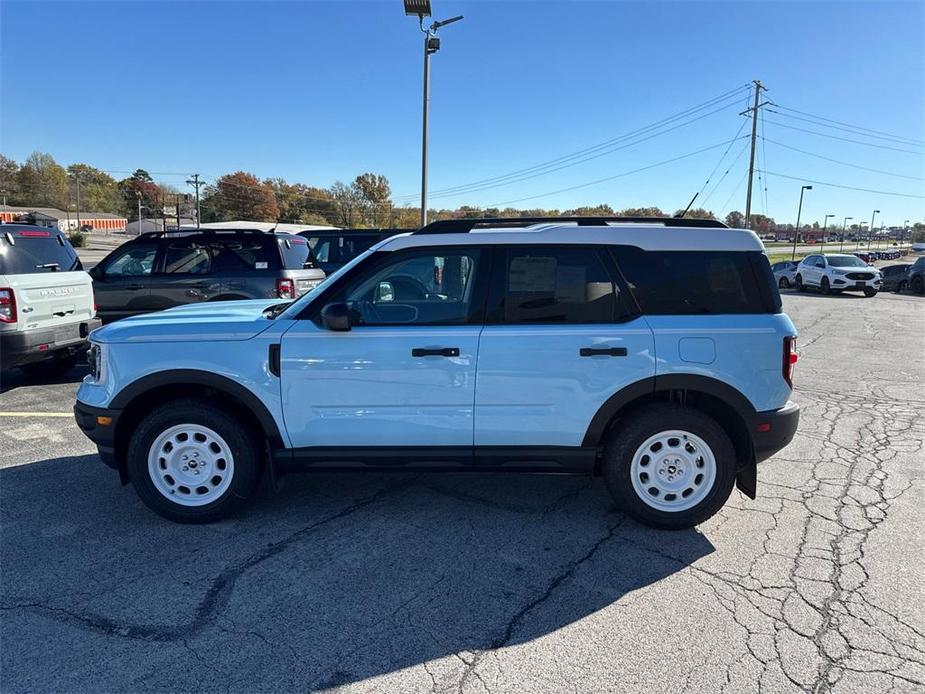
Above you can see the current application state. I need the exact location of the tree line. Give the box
[2,151,922,240]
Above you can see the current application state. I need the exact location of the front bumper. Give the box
[74,400,121,470]
[1,318,101,368]
[831,275,881,291]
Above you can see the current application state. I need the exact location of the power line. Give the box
[766,109,925,148]
[485,136,749,208]
[700,138,751,207]
[763,120,925,155]
[762,137,925,181]
[395,84,752,201]
[771,104,925,146]
[692,118,749,202]
[762,170,925,198]
[720,170,749,216]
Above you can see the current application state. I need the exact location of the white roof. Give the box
[380,223,765,253]
[189,221,338,234]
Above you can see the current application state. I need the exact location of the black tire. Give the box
[18,351,79,380]
[913,276,925,295]
[126,398,264,523]
[778,277,789,289]
[896,280,907,293]
[863,288,878,298]
[820,277,831,295]
[795,274,806,292]
[601,403,737,530]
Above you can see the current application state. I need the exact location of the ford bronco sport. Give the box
[74,217,799,529]
[1,223,100,378]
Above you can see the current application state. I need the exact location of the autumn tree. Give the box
[118,169,161,220]
[619,206,666,217]
[724,211,745,228]
[17,151,69,208]
[352,173,392,227]
[0,155,20,204]
[673,207,716,220]
[201,171,278,223]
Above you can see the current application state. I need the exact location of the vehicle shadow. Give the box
[0,454,715,692]
[0,364,88,394]
[781,289,874,300]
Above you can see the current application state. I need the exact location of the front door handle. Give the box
[412,347,460,357]
[126,284,144,291]
[580,347,628,357]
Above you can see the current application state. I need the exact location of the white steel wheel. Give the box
[147,423,235,507]
[630,430,717,513]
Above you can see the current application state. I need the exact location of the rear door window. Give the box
[0,229,81,274]
[277,235,315,269]
[493,246,632,324]
[610,247,775,315]
[161,242,211,275]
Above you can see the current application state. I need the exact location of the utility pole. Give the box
[74,174,82,232]
[186,174,204,228]
[136,192,143,234]
[741,80,769,230]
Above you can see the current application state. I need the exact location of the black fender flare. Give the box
[110,369,284,447]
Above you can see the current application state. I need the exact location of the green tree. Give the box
[619,206,666,217]
[68,164,123,214]
[352,173,392,227]
[0,154,20,204]
[201,171,278,223]
[17,151,69,208]
[673,207,715,220]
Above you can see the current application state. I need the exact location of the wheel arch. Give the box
[583,374,757,494]
[110,370,284,479]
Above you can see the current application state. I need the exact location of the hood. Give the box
[91,299,286,344]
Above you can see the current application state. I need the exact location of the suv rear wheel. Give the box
[602,404,736,530]
[126,399,264,523]
[912,276,925,295]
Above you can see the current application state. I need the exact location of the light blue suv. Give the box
[74,217,799,529]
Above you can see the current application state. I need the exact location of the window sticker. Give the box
[509,256,557,292]
[255,261,268,269]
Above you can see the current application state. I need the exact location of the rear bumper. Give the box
[751,400,800,463]
[73,400,121,470]
[0,318,101,368]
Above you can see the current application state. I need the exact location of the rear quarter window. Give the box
[0,230,81,274]
[610,247,779,315]
[208,238,280,272]
[277,235,315,269]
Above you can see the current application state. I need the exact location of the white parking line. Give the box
[0,412,73,418]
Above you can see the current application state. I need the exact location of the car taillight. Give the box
[92,286,97,314]
[276,278,295,299]
[783,336,797,388]
[0,288,16,323]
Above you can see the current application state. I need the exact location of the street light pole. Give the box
[868,209,879,250]
[406,3,463,228]
[791,185,812,261]
[841,216,852,253]
[820,213,835,254]
[902,219,910,248]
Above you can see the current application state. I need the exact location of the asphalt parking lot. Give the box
[1,290,923,694]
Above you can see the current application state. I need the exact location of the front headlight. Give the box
[87,343,105,382]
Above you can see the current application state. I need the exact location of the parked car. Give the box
[878,264,911,292]
[0,223,101,377]
[906,256,925,294]
[90,229,326,323]
[796,254,882,296]
[75,216,799,530]
[771,260,799,289]
[298,229,402,275]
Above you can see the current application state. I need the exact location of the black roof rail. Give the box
[414,216,728,234]
[137,228,271,240]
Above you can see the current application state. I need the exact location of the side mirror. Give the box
[320,302,351,331]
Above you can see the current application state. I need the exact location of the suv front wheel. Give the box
[795,274,806,291]
[126,399,264,523]
[602,404,736,530]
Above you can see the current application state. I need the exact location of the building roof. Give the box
[0,205,126,220]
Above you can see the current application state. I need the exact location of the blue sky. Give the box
[2,0,923,225]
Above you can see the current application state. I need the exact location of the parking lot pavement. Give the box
[1,293,923,694]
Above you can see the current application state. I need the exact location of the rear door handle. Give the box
[580,347,628,357]
[412,347,460,357]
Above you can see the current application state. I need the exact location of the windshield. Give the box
[277,248,376,320]
[827,256,868,268]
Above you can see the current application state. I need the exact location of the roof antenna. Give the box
[268,219,280,233]
[676,192,698,219]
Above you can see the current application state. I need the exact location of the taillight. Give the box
[92,286,97,314]
[0,288,16,323]
[276,278,295,299]
[783,336,797,388]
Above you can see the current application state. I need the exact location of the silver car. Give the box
[771,260,799,289]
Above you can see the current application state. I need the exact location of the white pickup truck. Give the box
[0,223,100,378]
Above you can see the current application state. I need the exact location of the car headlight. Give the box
[87,343,105,381]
